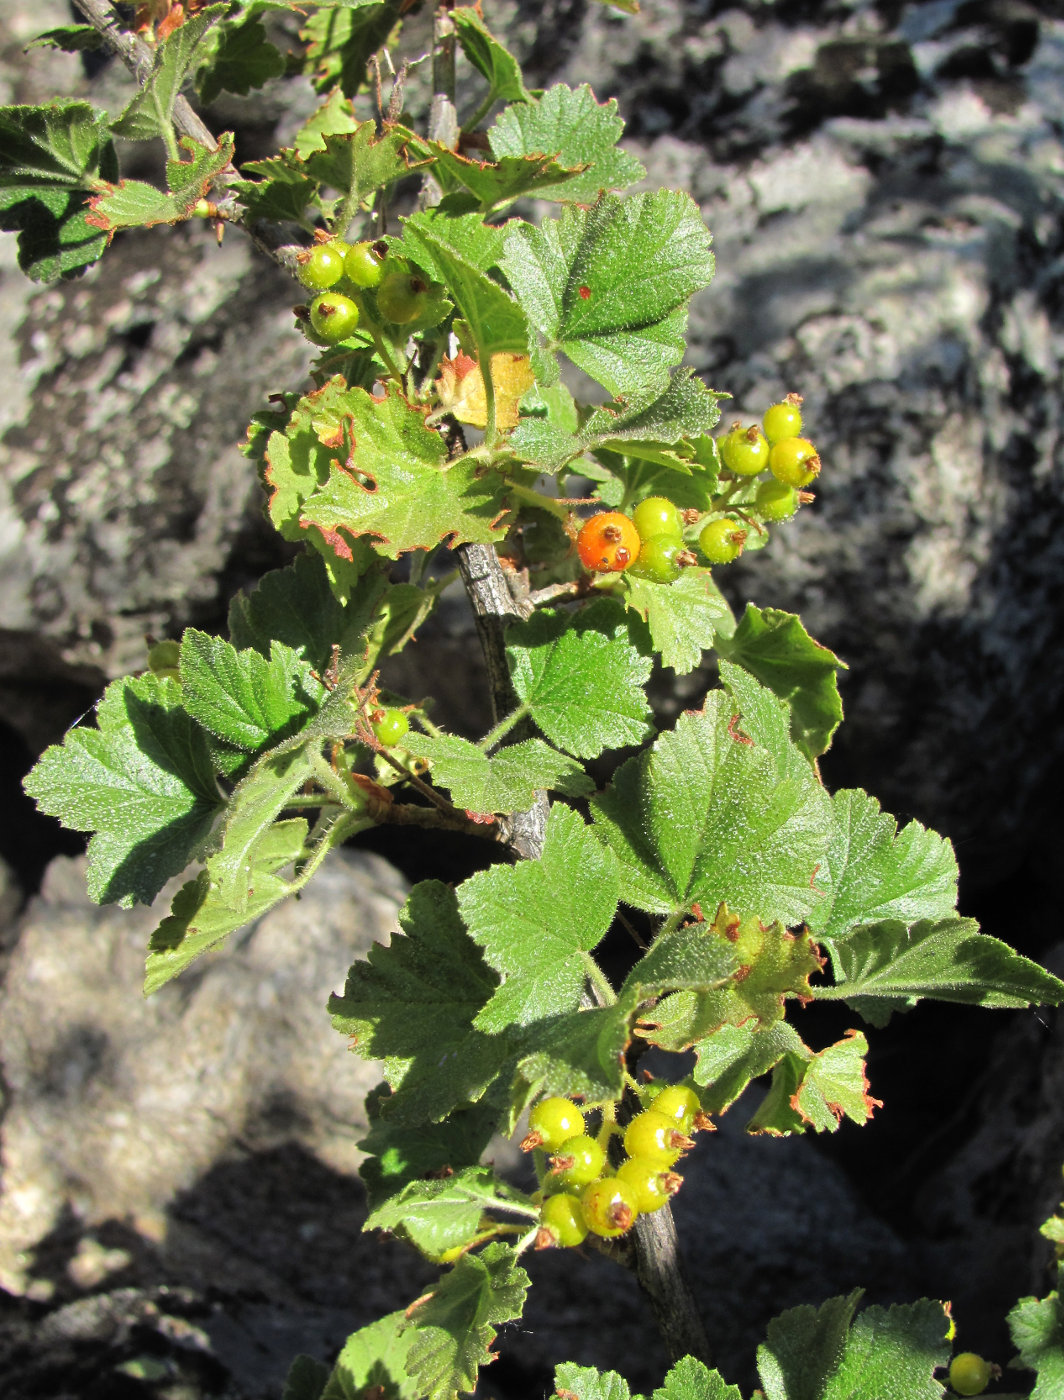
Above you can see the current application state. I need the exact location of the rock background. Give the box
[2,1,1063,1396]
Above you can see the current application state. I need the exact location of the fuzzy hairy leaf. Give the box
[87,134,235,233]
[452,7,537,106]
[757,1293,950,1400]
[357,1091,499,1213]
[502,190,714,396]
[418,143,584,211]
[404,1243,528,1400]
[807,788,959,948]
[23,675,222,907]
[688,1018,810,1116]
[329,881,508,1126]
[110,6,227,142]
[748,1029,880,1135]
[506,605,653,759]
[814,917,1064,1024]
[554,1363,634,1400]
[512,999,634,1109]
[366,1165,535,1262]
[717,608,846,760]
[654,1355,745,1400]
[179,630,324,753]
[321,1312,419,1400]
[458,803,619,1033]
[624,567,734,675]
[592,689,833,923]
[1008,1266,1064,1400]
[300,1,401,96]
[488,84,645,202]
[407,733,592,814]
[623,922,739,1003]
[195,4,286,104]
[0,100,118,279]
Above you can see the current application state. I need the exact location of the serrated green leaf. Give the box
[813,917,1064,1023]
[419,143,585,211]
[404,1243,528,1400]
[513,999,634,1107]
[453,7,537,107]
[301,1,401,96]
[358,1090,499,1212]
[232,153,320,223]
[406,733,592,814]
[294,89,360,157]
[329,881,509,1126]
[654,1354,744,1400]
[623,923,738,1002]
[305,123,429,221]
[807,788,959,949]
[592,690,833,923]
[555,1362,633,1400]
[502,190,714,396]
[195,6,286,105]
[367,1165,535,1262]
[87,134,235,233]
[748,1030,879,1135]
[144,818,308,994]
[179,630,324,752]
[297,383,510,559]
[577,447,722,515]
[23,674,222,907]
[111,6,228,142]
[689,1018,810,1116]
[757,1294,951,1400]
[1008,1266,1064,1400]
[0,101,118,280]
[716,606,846,760]
[506,606,653,759]
[458,803,619,1032]
[227,550,387,674]
[283,1353,330,1400]
[488,84,645,202]
[322,1311,419,1400]
[624,567,734,675]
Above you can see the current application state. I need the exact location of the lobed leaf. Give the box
[23,675,222,907]
[688,1019,811,1117]
[403,1243,529,1400]
[716,606,846,760]
[512,999,635,1110]
[87,135,235,234]
[452,7,538,107]
[457,803,619,1033]
[179,630,325,753]
[624,567,734,675]
[748,1029,880,1135]
[300,1,401,97]
[366,1165,535,1262]
[501,190,714,396]
[321,1311,419,1400]
[357,1090,499,1213]
[110,6,228,143]
[195,4,286,105]
[1008,1266,1064,1400]
[406,733,593,814]
[505,605,653,759]
[488,84,646,203]
[554,1363,634,1400]
[654,1354,745,1400]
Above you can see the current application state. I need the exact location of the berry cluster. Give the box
[574,397,820,579]
[296,237,434,344]
[523,1086,705,1248]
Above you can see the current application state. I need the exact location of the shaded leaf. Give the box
[357,1090,499,1212]
[1008,1266,1064,1400]
[195,5,286,104]
[322,1311,419,1400]
[367,1165,535,1262]
[301,1,402,97]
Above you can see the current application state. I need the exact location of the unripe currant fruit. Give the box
[762,394,803,445]
[580,1177,639,1237]
[623,1109,693,1167]
[769,437,820,488]
[721,424,770,476]
[756,478,800,521]
[344,240,386,289]
[376,268,430,324]
[616,1158,682,1214]
[309,292,360,343]
[576,512,641,573]
[632,496,683,544]
[699,518,747,565]
[948,1353,992,1396]
[371,707,409,746]
[648,1084,701,1133]
[523,1096,585,1151]
[549,1134,607,1188]
[298,243,346,291]
[629,535,682,583]
[538,1192,589,1248]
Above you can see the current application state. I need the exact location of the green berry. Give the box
[720,425,770,477]
[769,436,820,488]
[616,1158,681,1214]
[526,1096,585,1151]
[376,268,429,324]
[580,1177,639,1237]
[371,708,409,746]
[756,478,800,521]
[147,639,181,679]
[298,244,346,292]
[309,292,361,343]
[344,240,386,289]
[762,396,803,445]
[632,496,683,544]
[622,1109,692,1167]
[629,534,682,584]
[550,1134,607,1188]
[699,518,747,565]
[949,1353,992,1396]
[539,1192,588,1247]
[649,1084,701,1133]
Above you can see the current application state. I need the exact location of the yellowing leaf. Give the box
[435,351,535,430]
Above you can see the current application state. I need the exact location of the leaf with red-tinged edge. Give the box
[87,134,235,235]
[302,121,434,213]
[298,384,510,559]
[748,1028,881,1135]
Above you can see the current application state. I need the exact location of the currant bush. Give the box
[550,1134,607,1187]
[632,496,684,544]
[616,1158,682,1214]
[298,243,347,291]
[370,707,409,746]
[344,240,386,289]
[756,478,800,521]
[948,1353,992,1396]
[623,1109,692,1167]
[309,292,361,343]
[629,535,682,583]
[762,394,803,444]
[376,268,430,324]
[647,1084,700,1133]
